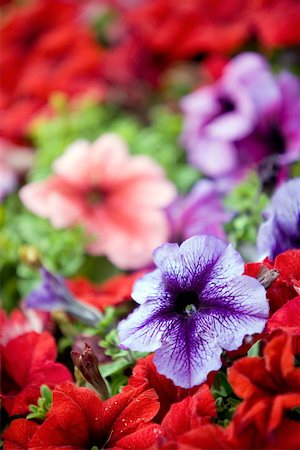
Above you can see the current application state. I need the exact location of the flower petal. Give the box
[118,301,174,352]
[200,275,269,350]
[131,269,164,305]
[154,315,222,388]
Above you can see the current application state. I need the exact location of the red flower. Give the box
[128,354,200,422]
[245,249,300,313]
[228,333,300,436]
[252,0,300,49]
[160,384,216,439]
[0,0,105,143]
[226,404,300,449]
[126,0,300,63]
[17,381,162,449]
[2,419,39,450]
[66,271,144,311]
[0,331,72,415]
[126,0,251,60]
[145,385,217,449]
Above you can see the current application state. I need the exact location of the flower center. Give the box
[86,189,103,205]
[266,124,285,154]
[174,290,199,317]
[218,96,235,114]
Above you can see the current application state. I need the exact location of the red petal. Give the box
[7,362,72,416]
[264,333,294,378]
[161,384,215,439]
[274,250,300,285]
[29,381,104,448]
[267,296,300,335]
[2,419,39,450]
[1,332,72,416]
[129,354,198,422]
[1,332,57,388]
[115,423,164,449]
[110,388,160,444]
[228,357,267,399]
[176,424,226,450]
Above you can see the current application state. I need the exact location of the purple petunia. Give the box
[166,179,231,243]
[181,53,300,183]
[257,178,300,259]
[118,235,269,388]
[25,267,102,326]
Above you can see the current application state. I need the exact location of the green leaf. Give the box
[27,385,53,420]
[100,358,131,378]
[224,172,268,247]
[211,371,233,398]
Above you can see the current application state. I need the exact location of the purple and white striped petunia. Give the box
[118,235,269,388]
[257,178,300,259]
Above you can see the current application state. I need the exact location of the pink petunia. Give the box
[20,133,176,269]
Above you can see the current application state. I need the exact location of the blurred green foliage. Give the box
[224,173,268,247]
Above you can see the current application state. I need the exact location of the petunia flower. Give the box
[6,381,162,449]
[166,179,231,243]
[118,235,269,388]
[228,333,300,440]
[25,268,102,326]
[0,331,72,416]
[257,178,300,259]
[20,133,176,269]
[66,270,144,312]
[181,53,300,183]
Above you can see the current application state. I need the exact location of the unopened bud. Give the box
[71,344,109,400]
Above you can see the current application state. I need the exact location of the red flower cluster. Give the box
[227,333,300,449]
[3,0,300,144]
[0,0,105,143]
[1,346,216,448]
[0,331,72,416]
[126,0,300,60]
[2,378,216,449]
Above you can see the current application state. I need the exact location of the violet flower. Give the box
[166,179,231,243]
[118,235,268,388]
[181,53,300,183]
[25,268,102,326]
[257,178,300,259]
